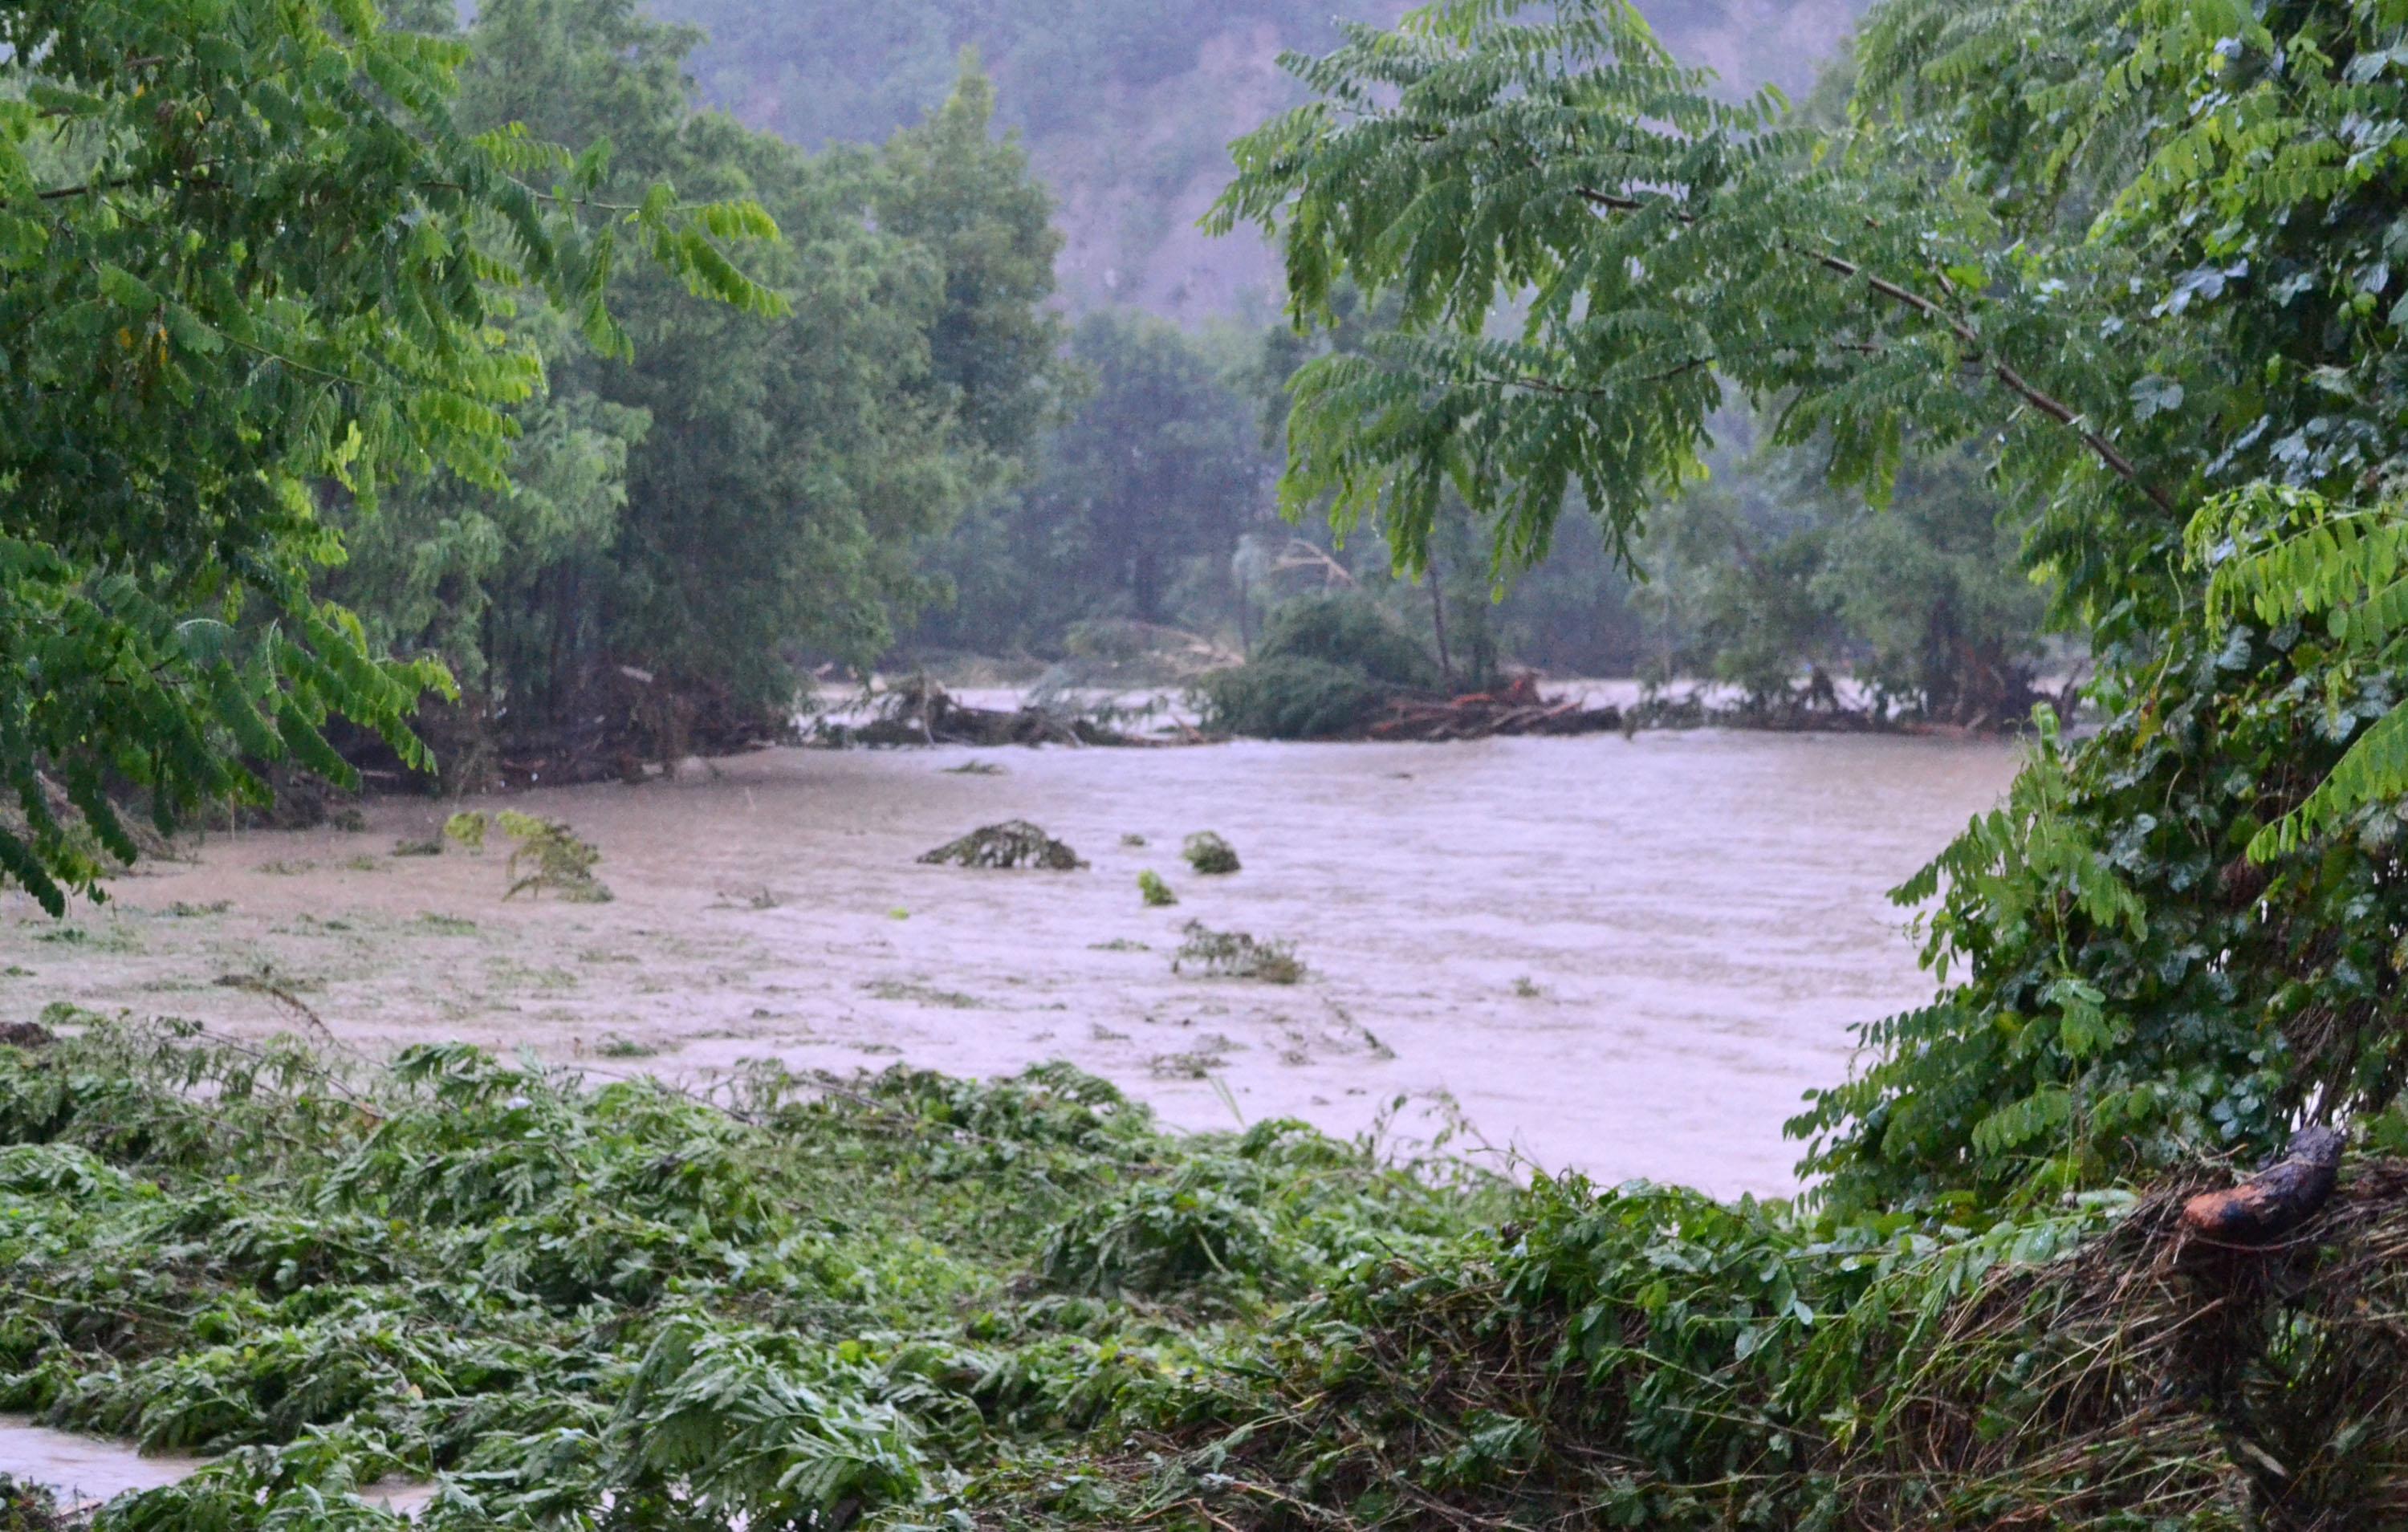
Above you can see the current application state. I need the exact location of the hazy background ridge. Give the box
[641,1,1869,321]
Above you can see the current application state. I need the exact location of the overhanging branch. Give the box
[1572,184,2177,514]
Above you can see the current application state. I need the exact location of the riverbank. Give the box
[4,1026,2398,1529]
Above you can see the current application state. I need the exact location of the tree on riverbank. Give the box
[1644,440,2052,724]
[0,0,780,904]
[324,6,1075,782]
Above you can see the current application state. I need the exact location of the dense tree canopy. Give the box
[914,311,1265,654]
[0,0,779,904]
[325,9,1072,775]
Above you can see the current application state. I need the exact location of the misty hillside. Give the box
[643,0,1868,320]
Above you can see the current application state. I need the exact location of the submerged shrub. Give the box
[1139,869,1178,907]
[1195,595,1441,739]
[917,819,1087,870]
[494,811,610,902]
[1255,594,1439,689]
[442,811,488,852]
[1181,831,1240,876]
[1195,654,1391,739]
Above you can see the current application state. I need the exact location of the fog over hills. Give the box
[642,1,1868,320]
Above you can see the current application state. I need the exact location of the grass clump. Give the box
[918,819,1086,871]
[1181,831,1240,876]
[1138,870,1178,908]
[1173,921,1304,984]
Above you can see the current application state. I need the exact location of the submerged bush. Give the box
[918,819,1087,870]
[494,811,610,902]
[1194,654,1393,739]
[1255,594,1440,689]
[1138,869,1178,907]
[1180,831,1240,876]
[1196,594,1442,739]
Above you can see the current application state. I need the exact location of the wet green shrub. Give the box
[494,811,611,902]
[1194,654,1392,739]
[1256,594,1439,689]
[1138,869,1178,907]
[0,1022,1497,1529]
[0,1477,61,1532]
[1194,595,1442,739]
[1039,1164,1282,1298]
[1180,831,1240,876]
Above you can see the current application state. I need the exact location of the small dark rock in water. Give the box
[0,1022,54,1050]
[919,820,1087,871]
[1182,831,1240,876]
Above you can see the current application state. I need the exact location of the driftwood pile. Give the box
[1362,674,1622,742]
[837,680,1138,749]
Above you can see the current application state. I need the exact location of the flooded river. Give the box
[1,729,2017,1197]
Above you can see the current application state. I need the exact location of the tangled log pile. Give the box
[832,679,1142,748]
[1362,674,1622,742]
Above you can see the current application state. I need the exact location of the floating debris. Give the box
[917,819,1087,871]
[1173,921,1304,984]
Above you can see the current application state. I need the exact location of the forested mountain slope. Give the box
[641,0,1867,319]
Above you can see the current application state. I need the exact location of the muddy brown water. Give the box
[4,728,2015,1195]
[2,728,2017,1503]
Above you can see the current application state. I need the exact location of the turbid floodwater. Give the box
[0,727,2017,1197]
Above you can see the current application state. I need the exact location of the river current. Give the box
[2,727,2019,1197]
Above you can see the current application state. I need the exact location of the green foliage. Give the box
[1215,0,2408,1210]
[0,0,781,910]
[441,811,488,852]
[914,311,1265,654]
[1180,832,1242,876]
[0,1023,1485,1527]
[1195,592,1443,738]
[1138,869,1179,908]
[1254,594,1438,690]
[2189,485,2408,856]
[1195,656,1391,739]
[1646,441,2050,720]
[494,811,610,902]
[336,17,1075,758]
